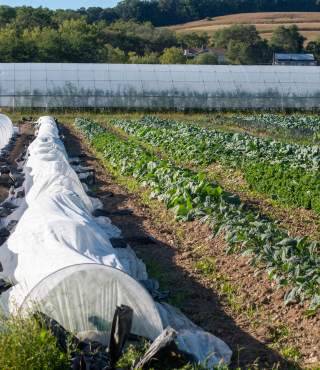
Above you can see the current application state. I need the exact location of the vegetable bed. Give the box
[229,114,320,140]
[108,116,320,214]
[75,117,320,313]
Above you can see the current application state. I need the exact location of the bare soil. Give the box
[0,123,33,202]
[62,123,320,370]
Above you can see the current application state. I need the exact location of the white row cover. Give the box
[0,63,320,108]
[0,114,14,150]
[0,116,232,367]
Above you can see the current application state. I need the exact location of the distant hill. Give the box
[1,2,320,27]
[113,1,320,26]
[168,12,320,42]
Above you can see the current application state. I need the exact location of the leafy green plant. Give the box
[244,161,320,212]
[109,115,320,213]
[75,117,320,311]
[116,340,149,369]
[230,113,320,141]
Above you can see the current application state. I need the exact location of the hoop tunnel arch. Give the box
[0,115,232,367]
[20,263,164,343]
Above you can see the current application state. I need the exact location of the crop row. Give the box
[75,117,320,312]
[108,116,320,214]
[110,116,320,169]
[230,114,320,136]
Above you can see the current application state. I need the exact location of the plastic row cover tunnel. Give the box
[0,116,232,367]
[0,114,14,150]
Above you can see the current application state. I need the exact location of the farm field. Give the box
[168,12,320,42]
[2,110,320,369]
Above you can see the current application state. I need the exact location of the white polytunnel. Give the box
[0,113,14,150]
[21,264,164,343]
[0,63,320,109]
[0,116,232,367]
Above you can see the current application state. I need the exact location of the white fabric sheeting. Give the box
[0,113,13,150]
[0,116,232,367]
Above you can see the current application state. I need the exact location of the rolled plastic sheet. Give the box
[0,113,14,150]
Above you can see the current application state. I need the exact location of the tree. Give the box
[0,6,16,26]
[115,0,158,23]
[24,27,61,62]
[2,1,320,29]
[98,9,119,23]
[52,9,82,26]
[103,44,127,63]
[177,32,209,48]
[306,40,320,62]
[226,39,271,64]
[189,52,218,64]
[270,25,305,53]
[212,25,271,64]
[14,6,54,29]
[0,25,21,61]
[213,24,261,49]
[160,47,185,64]
[0,25,37,62]
[128,51,159,63]
[0,15,181,63]
[113,0,320,26]
[85,7,103,23]
[102,20,177,54]
[58,19,105,62]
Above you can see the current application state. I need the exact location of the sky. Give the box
[0,0,119,9]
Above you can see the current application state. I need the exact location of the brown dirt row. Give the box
[62,123,320,370]
[0,123,33,203]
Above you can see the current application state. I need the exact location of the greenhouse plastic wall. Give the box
[0,63,320,109]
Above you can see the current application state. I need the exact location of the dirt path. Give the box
[61,123,320,370]
[0,123,33,202]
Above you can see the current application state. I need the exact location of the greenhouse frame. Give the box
[0,63,319,109]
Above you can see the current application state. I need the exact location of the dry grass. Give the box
[168,11,320,42]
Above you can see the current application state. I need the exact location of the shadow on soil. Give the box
[0,125,33,202]
[61,124,300,370]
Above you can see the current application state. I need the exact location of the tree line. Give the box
[114,0,320,26]
[0,5,319,65]
[1,2,320,28]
